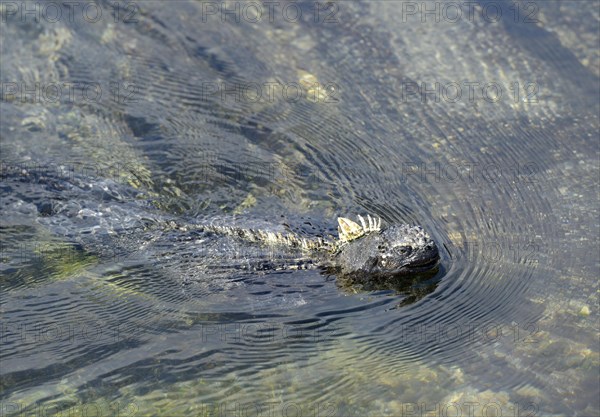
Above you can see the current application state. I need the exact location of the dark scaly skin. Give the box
[199,219,440,281]
[330,224,439,279]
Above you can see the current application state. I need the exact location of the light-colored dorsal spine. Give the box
[177,215,381,252]
[201,224,336,252]
[337,215,381,243]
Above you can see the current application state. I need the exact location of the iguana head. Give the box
[334,216,439,278]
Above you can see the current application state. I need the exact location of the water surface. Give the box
[1,1,598,416]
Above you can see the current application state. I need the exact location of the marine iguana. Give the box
[186,214,440,280]
[3,168,439,284]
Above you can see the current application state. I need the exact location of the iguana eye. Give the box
[396,246,412,255]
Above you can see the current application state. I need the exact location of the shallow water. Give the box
[1,1,598,416]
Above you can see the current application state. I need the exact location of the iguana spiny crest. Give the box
[337,215,381,243]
